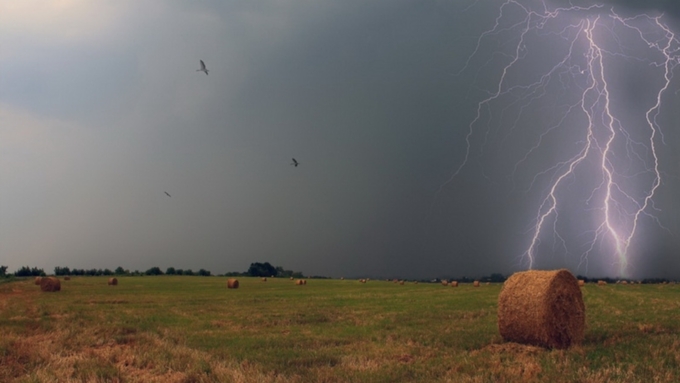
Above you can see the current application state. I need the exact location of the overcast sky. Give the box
[1,0,679,279]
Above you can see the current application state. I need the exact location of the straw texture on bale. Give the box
[451,281,459,287]
[578,280,585,287]
[227,279,239,289]
[34,276,43,285]
[40,277,61,292]
[108,277,118,286]
[498,269,585,349]
[473,280,480,287]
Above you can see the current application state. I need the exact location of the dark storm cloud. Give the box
[1,1,678,279]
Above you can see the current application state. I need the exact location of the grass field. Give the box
[1,276,679,382]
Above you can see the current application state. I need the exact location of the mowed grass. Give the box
[1,277,679,382]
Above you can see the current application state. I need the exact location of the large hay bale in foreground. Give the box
[34,276,43,285]
[40,277,61,292]
[108,277,118,286]
[498,269,585,349]
[227,279,239,289]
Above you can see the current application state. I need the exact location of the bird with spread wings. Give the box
[291,158,299,167]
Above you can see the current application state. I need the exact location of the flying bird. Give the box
[197,60,209,75]
[164,192,171,197]
[291,158,299,167]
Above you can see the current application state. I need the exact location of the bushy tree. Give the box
[54,266,71,276]
[0,265,7,277]
[184,269,194,276]
[145,267,163,276]
[175,269,184,275]
[166,267,176,275]
[14,266,45,277]
[198,269,211,276]
[247,262,277,277]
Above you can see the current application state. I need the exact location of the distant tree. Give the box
[114,267,125,275]
[15,266,45,277]
[166,267,176,275]
[145,267,163,276]
[184,269,194,276]
[54,266,71,276]
[175,269,184,275]
[247,262,277,277]
[103,269,113,276]
[198,269,211,276]
[0,265,7,277]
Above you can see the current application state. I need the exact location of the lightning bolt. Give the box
[448,1,678,277]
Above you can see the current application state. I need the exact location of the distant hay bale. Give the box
[64,276,71,281]
[227,279,239,289]
[261,277,267,282]
[621,280,628,285]
[473,281,480,287]
[578,280,585,287]
[290,277,294,280]
[399,281,404,285]
[485,282,490,286]
[359,279,366,283]
[108,277,118,286]
[295,279,307,285]
[597,280,606,286]
[271,275,275,278]
[34,276,43,285]
[303,279,307,285]
[451,281,459,287]
[498,269,585,349]
[40,277,61,292]
[340,277,344,280]
[414,281,418,284]
[441,280,448,286]
[393,279,399,283]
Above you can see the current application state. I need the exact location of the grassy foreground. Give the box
[1,277,679,383]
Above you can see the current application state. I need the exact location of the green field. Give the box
[1,276,679,382]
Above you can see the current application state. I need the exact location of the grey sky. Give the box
[1,0,679,279]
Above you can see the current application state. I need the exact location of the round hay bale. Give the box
[441,280,448,286]
[393,279,399,283]
[108,277,118,286]
[261,277,267,282]
[34,276,43,285]
[597,280,606,286]
[302,279,307,285]
[485,282,490,286]
[340,277,344,280]
[414,281,418,284]
[359,279,366,283]
[40,277,61,292]
[498,269,585,349]
[64,276,71,281]
[450,281,459,287]
[473,280,480,287]
[578,280,585,287]
[399,280,404,285]
[295,279,304,285]
[621,280,628,285]
[227,279,239,289]
[290,277,294,280]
